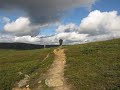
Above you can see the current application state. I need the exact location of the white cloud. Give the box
[56,23,78,33]
[40,32,89,44]
[4,17,40,36]
[4,17,30,32]
[84,32,120,43]
[2,17,10,23]
[53,10,120,44]
[0,33,41,44]
[0,32,120,45]
[0,34,14,42]
[14,36,40,43]
[0,17,10,23]
[1,10,120,45]
[79,10,120,35]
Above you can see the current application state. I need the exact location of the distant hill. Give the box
[0,43,59,50]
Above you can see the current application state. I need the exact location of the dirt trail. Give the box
[12,53,50,90]
[13,48,70,90]
[45,48,70,90]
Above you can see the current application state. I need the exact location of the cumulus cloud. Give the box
[14,36,40,43]
[0,34,40,44]
[79,10,120,35]
[3,17,40,36]
[1,10,120,44]
[56,23,78,33]
[0,0,97,24]
[40,32,89,44]
[50,10,120,44]
[0,34,14,42]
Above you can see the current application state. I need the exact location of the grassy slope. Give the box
[0,48,54,90]
[64,39,120,90]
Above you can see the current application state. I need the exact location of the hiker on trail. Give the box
[59,39,63,46]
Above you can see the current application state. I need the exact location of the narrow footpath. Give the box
[12,48,70,90]
[45,48,70,90]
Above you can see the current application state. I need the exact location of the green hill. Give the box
[64,39,120,90]
[0,39,120,90]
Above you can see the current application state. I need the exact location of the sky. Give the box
[0,0,120,44]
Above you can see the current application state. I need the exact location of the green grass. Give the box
[64,39,120,90]
[1,39,120,90]
[0,48,54,90]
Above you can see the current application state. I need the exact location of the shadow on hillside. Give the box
[0,43,59,50]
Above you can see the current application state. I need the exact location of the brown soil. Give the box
[45,48,70,90]
[12,48,70,90]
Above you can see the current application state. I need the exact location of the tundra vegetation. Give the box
[0,48,54,90]
[0,39,120,90]
[64,39,120,90]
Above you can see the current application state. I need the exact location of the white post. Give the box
[44,45,46,49]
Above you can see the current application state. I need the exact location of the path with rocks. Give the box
[12,48,70,90]
[45,48,70,90]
